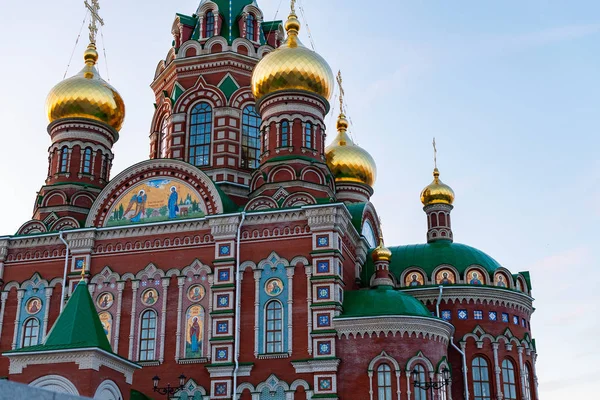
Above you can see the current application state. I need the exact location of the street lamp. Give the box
[152,374,186,399]
[412,367,451,397]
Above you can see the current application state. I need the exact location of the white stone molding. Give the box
[368,351,402,400]
[335,316,454,344]
[291,358,341,373]
[159,277,169,363]
[175,276,185,362]
[128,281,139,360]
[305,265,313,355]
[286,266,295,354]
[0,292,8,345]
[12,289,24,349]
[492,343,503,400]
[405,370,412,400]
[113,282,125,352]
[531,351,539,400]
[94,379,122,400]
[253,269,261,356]
[42,287,53,339]
[29,375,79,395]
[437,359,452,400]
[518,346,526,399]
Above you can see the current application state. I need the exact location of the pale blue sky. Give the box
[0,1,598,398]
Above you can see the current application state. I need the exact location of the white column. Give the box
[395,370,401,400]
[113,282,125,352]
[175,276,185,361]
[368,371,373,400]
[253,270,261,356]
[305,265,312,355]
[128,281,139,360]
[286,266,294,354]
[405,371,412,400]
[0,292,8,344]
[199,16,204,39]
[531,352,540,400]
[207,274,214,359]
[42,287,53,339]
[518,346,526,399]
[12,290,24,349]
[159,277,169,363]
[492,343,503,400]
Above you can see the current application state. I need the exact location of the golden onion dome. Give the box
[372,237,392,262]
[46,43,125,131]
[326,114,377,187]
[420,168,455,206]
[251,10,334,103]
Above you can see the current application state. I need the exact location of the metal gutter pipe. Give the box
[232,211,246,399]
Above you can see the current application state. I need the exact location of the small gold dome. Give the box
[326,114,377,187]
[251,11,334,103]
[420,168,455,206]
[46,43,125,131]
[372,238,392,262]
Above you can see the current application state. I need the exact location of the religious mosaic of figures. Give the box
[25,298,42,315]
[405,272,425,287]
[99,311,112,342]
[105,178,207,227]
[265,278,284,296]
[185,305,204,358]
[436,269,456,285]
[141,288,159,306]
[97,292,114,310]
[495,272,508,288]
[467,271,484,285]
[187,285,205,302]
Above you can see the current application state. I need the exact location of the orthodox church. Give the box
[0,1,538,399]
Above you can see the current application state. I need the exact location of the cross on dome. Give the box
[85,0,104,44]
[337,70,345,115]
[433,137,438,169]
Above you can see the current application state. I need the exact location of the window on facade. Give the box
[82,148,92,174]
[242,105,261,169]
[413,364,428,400]
[205,11,215,38]
[523,364,532,400]
[304,122,313,149]
[139,310,157,361]
[377,364,392,400]
[431,213,438,227]
[472,357,491,400]
[439,212,446,225]
[263,128,269,153]
[265,300,283,353]
[281,120,289,147]
[189,103,212,167]
[160,118,169,158]
[502,359,518,400]
[60,147,69,173]
[100,154,109,180]
[22,318,40,348]
[246,14,255,41]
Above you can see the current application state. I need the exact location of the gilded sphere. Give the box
[46,44,125,131]
[420,168,455,206]
[326,115,377,187]
[251,14,334,103]
[372,242,392,262]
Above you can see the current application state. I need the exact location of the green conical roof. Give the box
[7,280,112,353]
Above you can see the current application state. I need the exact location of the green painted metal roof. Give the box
[346,203,366,232]
[218,75,240,100]
[362,240,504,284]
[176,13,198,27]
[212,0,268,45]
[339,286,434,318]
[8,280,112,354]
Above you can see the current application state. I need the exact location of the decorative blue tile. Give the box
[218,270,230,282]
[74,258,85,270]
[474,310,483,320]
[217,321,228,334]
[154,280,160,286]
[317,314,330,327]
[217,294,229,308]
[215,383,227,395]
[513,316,519,325]
[319,378,332,390]
[489,311,497,321]
[458,310,468,320]
[317,261,330,273]
[317,235,329,248]
[219,244,231,256]
[318,342,331,355]
[441,310,452,321]
[317,287,330,300]
[216,348,228,361]
[502,313,509,323]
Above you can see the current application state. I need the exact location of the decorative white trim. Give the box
[94,379,123,400]
[113,282,124,352]
[128,281,139,360]
[175,276,185,362]
[29,375,79,395]
[291,358,341,373]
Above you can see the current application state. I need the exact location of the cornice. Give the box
[291,358,341,373]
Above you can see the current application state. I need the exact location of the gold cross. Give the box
[337,70,345,115]
[291,0,296,14]
[432,137,438,169]
[85,0,104,44]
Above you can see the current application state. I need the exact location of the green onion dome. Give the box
[340,286,433,318]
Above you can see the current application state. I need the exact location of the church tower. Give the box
[18,2,125,235]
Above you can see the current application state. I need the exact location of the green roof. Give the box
[8,280,112,354]
[346,203,367,232]
[362,240,504,284]
[339,286,433,318]
[176,13,198,27]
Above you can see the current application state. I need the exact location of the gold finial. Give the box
[80,260,86,282]
[285,0,301,36]
[85,0,104,45]
[337,70,345,116]
[432,137,438,170]
[291,0,297,14]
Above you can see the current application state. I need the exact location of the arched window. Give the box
[22,318,40,348]
[280,120,289,147]
[189,103,212,167]
[242,105,261,169]
[431,213,438,227]
[139,310,157,361]
[439,212,446,226]
[502,359,518,400]
[377,364,392,400]
[523,364,532,400]
[304,122,313,149]
[205,11,215,38]
[60,147,69,173]
[263,128,269,153]
[265,300,283,353]
[472,357,491,400]
[246,14,255,41]
[413,364,428,400]
[100,154,109,180]
[160,118,169,158]
[82,148,92,174]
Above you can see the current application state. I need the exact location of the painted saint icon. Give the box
[469,271,483,285]
[436,269,456,285]
[141,288,159,306]
[405,272,424,287]
[26,298,42,315]
[168,186,179,219]
[185,305,204,358]
[99,311,112,342]
[187,285,205,302]
[495,273,508,288]
[123,190,148,223]
[97,292,114,310]
[265,278,284,296]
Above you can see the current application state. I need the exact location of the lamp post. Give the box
[412,367,451,399]
[152,374,187,399]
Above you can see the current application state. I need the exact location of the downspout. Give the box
[438,285,469,400]
[232,211,246,399]
[58,231,70,314]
